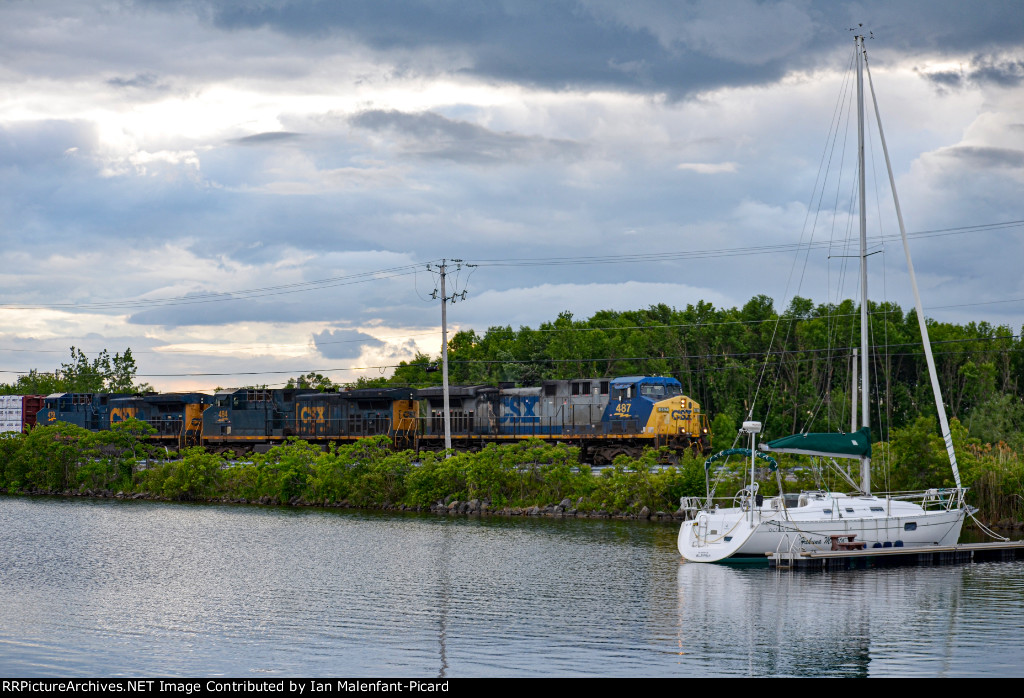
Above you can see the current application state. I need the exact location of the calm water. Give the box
[1,496,1023,677]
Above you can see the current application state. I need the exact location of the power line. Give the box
[0,263,434,311]
[471,220,1024,268]
[2,333,1017,379]
[3,218,1022,312]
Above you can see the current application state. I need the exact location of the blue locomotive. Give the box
[34,392,214,448]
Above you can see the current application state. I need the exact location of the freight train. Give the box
[18,375,711,463]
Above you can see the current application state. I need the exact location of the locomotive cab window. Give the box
[640,384,665,398]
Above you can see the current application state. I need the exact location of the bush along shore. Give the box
[1,418,1023,527]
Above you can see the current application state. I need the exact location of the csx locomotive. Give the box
[26,375,711,463]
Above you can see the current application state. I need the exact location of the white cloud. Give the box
[1,0,1022,391]
[677,161,738,174]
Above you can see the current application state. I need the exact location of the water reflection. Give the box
[435,523,450,679]
[1,497,1023,677]
[673,559,1024,676]
[675,563,872,676]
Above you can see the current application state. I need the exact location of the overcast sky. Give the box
[2,0,1023,391]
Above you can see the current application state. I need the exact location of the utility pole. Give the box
[428,259,473,457]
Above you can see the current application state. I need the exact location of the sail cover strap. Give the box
[759,426,872,460]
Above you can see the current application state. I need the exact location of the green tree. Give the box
[91,418,158,487]
[18,422,98,491]
[285,372,336,391]
[2,347,149,394]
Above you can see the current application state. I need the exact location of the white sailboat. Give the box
[678,34,970,563]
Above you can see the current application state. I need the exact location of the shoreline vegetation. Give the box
[2,419,1022,529]
[2,297,1023,528]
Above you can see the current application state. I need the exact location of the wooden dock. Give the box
[767,540,1024,571]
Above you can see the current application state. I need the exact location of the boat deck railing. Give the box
[880,487,967,510]
[684,487,968,514]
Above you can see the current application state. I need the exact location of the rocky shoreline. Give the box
[9,488,1024,530]
[11,488,691,522]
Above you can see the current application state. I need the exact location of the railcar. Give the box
[35,392,136,431]
[295,388,418,448]
[33,392,213,447]
[0,395,45,434]
[202,388,318,454]
[414,385,500,449]
[498,379,611,435]
[109,393,214,447]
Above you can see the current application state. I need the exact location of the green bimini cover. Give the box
[759,426,872,460]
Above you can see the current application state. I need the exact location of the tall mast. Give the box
[862,45,962,489]
[851,348,858,433]
[856,34,871,494]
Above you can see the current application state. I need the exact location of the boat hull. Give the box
[679,495,966,562]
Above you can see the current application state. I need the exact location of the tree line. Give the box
[0,419,1020,524]
[1,293,1023,522]
[7,296,1020,449]
[361,295,1024,450]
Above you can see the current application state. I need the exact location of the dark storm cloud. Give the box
[312,329,384,359]
[167,0,791,97]
[230,131,304,145]
[970,56,1024,87]
[921,55,1024,90]
[350,110,584,164]
[938,146,1024,169]
[155,0,1024,97]
[921,69,964,89]
[106,72,170,91]
[877,0,1024,53]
